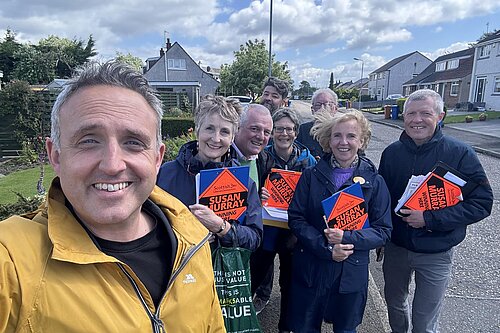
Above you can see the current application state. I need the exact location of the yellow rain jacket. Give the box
[0,179,225,333]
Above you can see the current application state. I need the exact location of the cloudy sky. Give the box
[1,0,499,88]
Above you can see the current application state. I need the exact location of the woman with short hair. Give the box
[156,95,262,250]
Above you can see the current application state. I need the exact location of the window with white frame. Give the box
[167,58,186,70]
[436,62,446,71]
[450,82,459,96]
[494,77,500,94]
[447,59,459,70]
[479,44,492,58]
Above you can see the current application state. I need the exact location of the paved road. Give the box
[258,101,500,333]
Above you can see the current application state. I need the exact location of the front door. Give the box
[475,77,486,102]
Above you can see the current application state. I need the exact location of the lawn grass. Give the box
[444,111,500,124]
[0,165,56,205]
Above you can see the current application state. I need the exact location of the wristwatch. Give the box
[216,220,227,234]
[327,244,334,253]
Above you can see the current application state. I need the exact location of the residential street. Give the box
[257,101,500,333]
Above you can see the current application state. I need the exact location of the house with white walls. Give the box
[469,30,500,111]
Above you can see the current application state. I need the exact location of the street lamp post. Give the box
[353,57,364,106]
[268,0,273,78]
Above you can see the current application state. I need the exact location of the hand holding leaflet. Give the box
[395,161,478,217]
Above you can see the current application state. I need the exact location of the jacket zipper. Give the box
[117,232,211,332]
[118,264,166,333]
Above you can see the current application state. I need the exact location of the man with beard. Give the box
[260,77,290,115]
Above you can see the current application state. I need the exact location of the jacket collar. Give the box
[45,178,209,265]
[313,154,375,194]
[177,140,235,175]
[400,126,443,153]
[46,178,118,264]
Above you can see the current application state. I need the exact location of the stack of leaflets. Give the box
[394,161,477,217]
[321,181,370,230]
[196,165,250,223]
[262,168,302,229]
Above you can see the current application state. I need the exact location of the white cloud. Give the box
[325,47,340,54]
[422,41,473,60]
[288,52,388,86]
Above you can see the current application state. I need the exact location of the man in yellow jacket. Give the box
[0,61,225,333]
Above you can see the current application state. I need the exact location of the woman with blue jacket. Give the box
[287,110,392,333]
[156,95,262,251]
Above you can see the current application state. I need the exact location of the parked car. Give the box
[386,94,404,100]
[228,95,253,106]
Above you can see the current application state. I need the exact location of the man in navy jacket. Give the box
[379,89,493,333]
[296,88,338,160]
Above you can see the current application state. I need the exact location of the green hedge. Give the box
[161,117,195,138]
[396,98,406,114]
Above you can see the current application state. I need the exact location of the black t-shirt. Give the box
[72,199,177,307]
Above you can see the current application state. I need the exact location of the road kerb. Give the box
[368,271,391,333]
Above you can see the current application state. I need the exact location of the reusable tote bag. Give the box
[212,237,261,333]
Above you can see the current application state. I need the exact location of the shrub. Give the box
[161,117,195,138]
[162,130,196,162]
[396,98,406,114]
[180,95,192,113]
[0,193,44,221]
[165,107,184,117]
[165,107,191,118]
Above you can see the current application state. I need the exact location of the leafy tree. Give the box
[334,88,358,101]
[10,34,97,84]
[0,79,31,117]
[115,51,144,72]
[0,29,22,83]
[0,80,50,193]
[0,79,49,143]
[219,39,291,100]
[36,35,97,78]
[292,80,316,98]
[13,45,55,84]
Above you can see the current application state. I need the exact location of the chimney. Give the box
[160,48,165,57]
[166,38,172,50]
